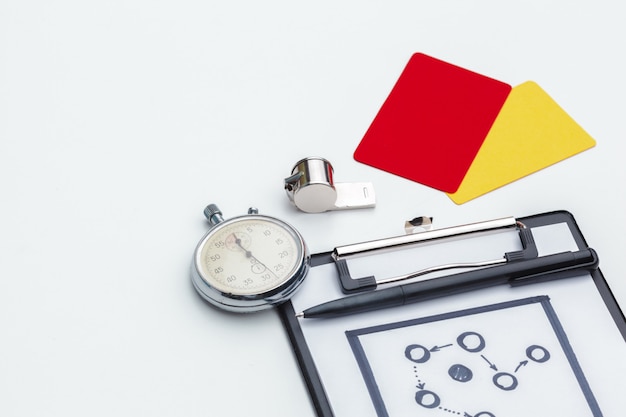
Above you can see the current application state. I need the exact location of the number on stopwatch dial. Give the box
[198,218,302,295]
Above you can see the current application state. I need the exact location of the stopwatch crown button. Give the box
[203,204,224,225]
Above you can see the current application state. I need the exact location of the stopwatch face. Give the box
[192,215,309,312]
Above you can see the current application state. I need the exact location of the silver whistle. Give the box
[284,157,376,213]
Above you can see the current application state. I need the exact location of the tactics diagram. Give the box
[346,296,602,417]
[405,331,551,415]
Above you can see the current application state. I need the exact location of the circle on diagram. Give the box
[457,331,486,352]
[526,345,551,363]
[405,344,431,363]
[493,372,518,391]
[415,390,441,409]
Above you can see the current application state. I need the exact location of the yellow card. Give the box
[447,81,596,204]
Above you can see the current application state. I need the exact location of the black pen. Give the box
[296,248,599,319]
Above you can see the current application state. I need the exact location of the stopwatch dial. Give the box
[198,218,304,296]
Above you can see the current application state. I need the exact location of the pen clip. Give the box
[335,218,538,294]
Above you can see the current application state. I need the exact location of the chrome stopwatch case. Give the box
[191,204,310,312]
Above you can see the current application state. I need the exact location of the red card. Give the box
[354,53,512,193]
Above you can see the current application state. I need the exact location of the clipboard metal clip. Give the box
[332,216,538,294]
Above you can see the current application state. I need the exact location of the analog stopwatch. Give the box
[191,204,310,312]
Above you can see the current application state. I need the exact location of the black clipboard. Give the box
[278,211,626,417]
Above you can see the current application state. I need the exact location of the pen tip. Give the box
[295,312,304,319]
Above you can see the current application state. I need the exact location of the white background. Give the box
[1,1,625,416]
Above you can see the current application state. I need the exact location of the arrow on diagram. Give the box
[481,354,498,371]
[430,344,453,352]
[515,360,529,373]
